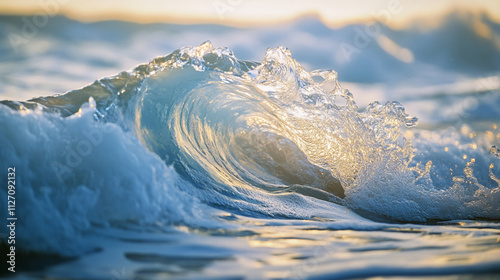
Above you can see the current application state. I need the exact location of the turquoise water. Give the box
[1,14,500,279]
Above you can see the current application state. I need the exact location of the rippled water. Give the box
[1,14,500,280]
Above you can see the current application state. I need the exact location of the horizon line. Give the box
[0,4,498,29]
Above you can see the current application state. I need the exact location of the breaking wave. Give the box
[1,42,499,255]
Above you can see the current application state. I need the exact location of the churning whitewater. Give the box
[1,42,499,256]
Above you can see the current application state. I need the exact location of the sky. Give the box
[0,0,499,27]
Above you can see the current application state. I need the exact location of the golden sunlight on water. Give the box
[0,0,499,27]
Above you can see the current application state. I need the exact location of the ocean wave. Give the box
[1,42,499,255]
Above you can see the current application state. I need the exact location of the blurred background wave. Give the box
[0,0,499,125]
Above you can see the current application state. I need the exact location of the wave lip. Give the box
[132,42,421,203]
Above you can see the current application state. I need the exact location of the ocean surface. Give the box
[1,12,500,279]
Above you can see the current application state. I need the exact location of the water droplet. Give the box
[490,146,500,158]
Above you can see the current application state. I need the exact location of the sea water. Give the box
[0,14,500,280]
